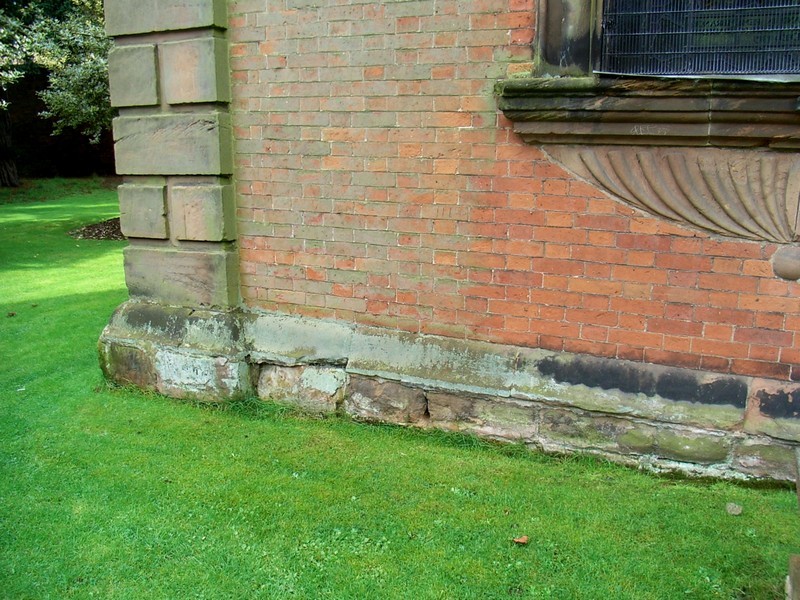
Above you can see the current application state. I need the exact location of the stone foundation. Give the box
[101,305,800,482]
[99,301,250,400]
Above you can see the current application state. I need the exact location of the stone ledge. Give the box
[253,363,799,481]
[245,311,750,431]
[496,77,800,148]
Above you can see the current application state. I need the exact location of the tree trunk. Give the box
[0,108,19,187]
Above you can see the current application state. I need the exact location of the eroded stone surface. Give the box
[345,375,427,423]
[154,348,248,400]
[427,391,537,439]
[744,379,800,442]
[100,308,799,481]
[98,342,157,389]
[258,365,347,414]
[653,429,730,464]
[731,439,799,481]
[538,408,649,452]
[538,354,748,407]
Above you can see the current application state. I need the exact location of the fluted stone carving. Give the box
[546,146,800,243]
[497,77,800,278]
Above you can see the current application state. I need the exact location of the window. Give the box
[597,0,800,80]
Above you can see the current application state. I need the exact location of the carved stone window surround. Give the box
[497,1,800,278]
[496,76,800,277]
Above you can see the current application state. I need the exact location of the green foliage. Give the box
[1,179,799,599]
[0,11,26,105]
[0,0,111,141]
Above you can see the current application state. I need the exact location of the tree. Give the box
[27,0,112,143]
[0,0,111,186]
[0,10,26,186]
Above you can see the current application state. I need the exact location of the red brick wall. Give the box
[228,0,800,382]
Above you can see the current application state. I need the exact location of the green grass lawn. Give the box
[1,178,799,599]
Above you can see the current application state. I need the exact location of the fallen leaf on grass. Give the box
[513,535,529,545]
[726,502,743,516]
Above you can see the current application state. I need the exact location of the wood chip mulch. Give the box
[68,217,126,241]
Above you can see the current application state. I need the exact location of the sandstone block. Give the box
[427,391,536,439]
[617,427,657,454]
[98,342,158,389]
[426,391,477,423]
[124,244,238,308]
[345,375,427,423]
[537,354,747,430]
[108,45,158,107]
[539,408,651,452]
[118,184,168,239]
[654,429,729,464]
[154,348,249,400]
[169,183,234,241]
[788,555,800,600]
[730,440,798,481]
[160,37,230,105]
[258,365,347,414]
[105,0,227,36]
[744,379,800,442]
[113,112,232,175]
[246,312,353,366]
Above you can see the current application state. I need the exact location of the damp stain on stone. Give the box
[537,355,657,395]
[537,355,747,407]
[756,387,800,419]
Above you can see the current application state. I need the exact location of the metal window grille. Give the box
[598,0,800,78]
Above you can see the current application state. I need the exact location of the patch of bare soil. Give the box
[68,217,126,241]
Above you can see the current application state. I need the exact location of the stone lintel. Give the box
[105,0,227,37]
[124,243,239,308]
[113,112,233,176]
[497,77,800,148]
